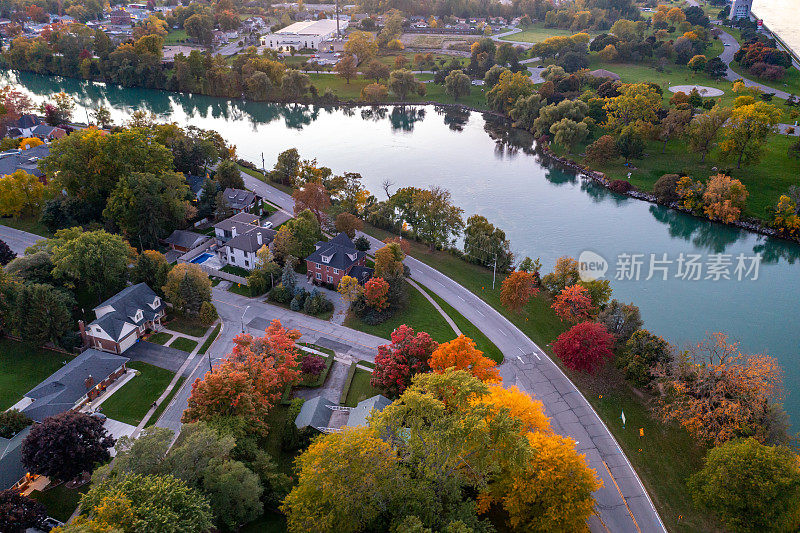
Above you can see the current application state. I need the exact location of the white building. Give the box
[213,213,277,270]
[729,0,753,20]
[260,19,349,51]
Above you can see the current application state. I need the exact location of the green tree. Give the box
[288,210,321,258]
[388,69,420,100]
[549,118,589,153]
[411,186,464,250]
[271,148,301,186]
[615,126,645,163]
[18,283,74,347]
[719,101,781,168]
[509,93,544,131]
[362,59,390,83]
[131,250,171,296]
[198,177,219,218]
[463,214,513,271]
[281,69,310,100]
[617,329,672,386]
[689,439,800,532]
[686,105,732,162]
[444,70,471,101]
[163,263,211,316]
[184,13,214,46]
[203,458,263,530]
[215,160,245,190]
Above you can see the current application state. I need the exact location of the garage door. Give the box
[119,332,138,353]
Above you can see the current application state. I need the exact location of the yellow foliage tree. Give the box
[373,242,405,278]
[702,174,748,223]
[429,335,500,382]
[0,169,45,217]
[19,137,43,150]
[770,195,800,239]
[481,384,552,435]
[337,275,363,303]
[603,83,662,134]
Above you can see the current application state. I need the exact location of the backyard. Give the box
[0,339,66,410]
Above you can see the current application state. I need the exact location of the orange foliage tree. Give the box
[500,271,539,312]
[551,284,597,322]
[292,181,331,223]
[702,173,748,223]
[429,335,500,382]
[659,332,784,446]
[182,319,301,432]
[364,277,389,310]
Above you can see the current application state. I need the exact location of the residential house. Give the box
[305,233,367,286]
[295,394,391,433]
[220,187,259,214]
[0,143,50,180]
[29,124,67,141]
[80,283,165,354]
[109,8,132,25]
[213,212,276,270]
[213,212,261,242]
[163,229,210,253]
[185,174,207,200]
[0,426,32,490]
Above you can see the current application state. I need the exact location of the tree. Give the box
[280,427,407,533]
[163,263,211,316]
[338,275,363,304]
[688,54,708,72]
[374,242,405,278]
[552,322,615,374]
[0,239,16,266]
[364,277,389,310]
[271,225,295,264]
[688,439,800,532]
[552,284,597,322]
[509,93,544,131]
[652,174,682,204]
[770,195,800,239]
[344,31,377,63]
[78,473,213,532]
[702,173,748,223]
[411,186,464,250]
[91,105,113,128]
[335,55,358,84]
[584,135,618,165]
[705,57,727,79]
[500,271,539,312]
[0,409,30,438]
[603,83,662,133]
[248,245,280,296]
[659,332,783,446]
[103,171,193,247]
[184,13,214,46]
[113,426,173,476]
[597,299,643,345]
[17,283,74,347]
[362,59,390,83]
[615,125,645,163]
[371,325,438,398]
[0,489,46,533]
[131,250,171,296]
[0,170,46,218]
[203,458,264,530]
[719,101,781,168]
[486,70,535,113]
[444,70,471,101]
[271,148,301,186]
[549,118,589,153]
[51,229,134,301]
[542,256,580,294]
[686,105,732,162]
[658,107,692,152]
[199,301,218,326]
[618,329,673,387]
[463,214,513,272]
[388,69,419,100]
[429,335,500,382]
[22,412,114,481]
[361,83,388,102]
[281,70,310,100]
[215,159,245,189]
[293,181,331,223]
[287,210,321,258]
[335,212,363,238]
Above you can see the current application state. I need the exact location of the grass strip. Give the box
[198,324,221,355]
[170,337,199,353]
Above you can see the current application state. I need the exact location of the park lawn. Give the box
[0,339,66,410]
[30,484,89,522]
[146,332,172,345]
[361,223,717,532]
[343,280,457,342]
[145,376,185,428]
[170,337,198,353]
[166,315,208,337]
[164,29,187,44]
[198,324,221,355]
[500,23,602,43]
[0,215,52,238]
[415,281,504,362]
[100,362,175,426]
[343,367,381,407]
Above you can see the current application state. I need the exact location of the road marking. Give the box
[475,309,485,317]
[499,330,508,337]
[603,460,643,533]
[517,356,524,363]
[517,347,525,353]
[534,352,541,361]
[457,294,466,301]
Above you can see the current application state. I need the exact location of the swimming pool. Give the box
[190,252,214,264]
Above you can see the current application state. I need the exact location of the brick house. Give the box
[305,233,368,286]
[80,283,165,354]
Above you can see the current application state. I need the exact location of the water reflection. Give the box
[436,106,470,132]
[389,106,426,132]
[580,179,630,206]
[649,205,745,253]
[483,115,535,158]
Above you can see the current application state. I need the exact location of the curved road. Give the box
[242,174,666,533]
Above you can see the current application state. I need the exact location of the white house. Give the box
[260,19,349,51]
[213,212,277,270]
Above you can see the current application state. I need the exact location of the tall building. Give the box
[729,0,753,20]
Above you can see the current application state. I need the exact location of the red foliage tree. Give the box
[500,271,539,312]
[371,325,438,398]
[0,489,46,533]
[364,277,389,310]
[552,322,615,374]
[183,319,301,432]
[551,284,597,322]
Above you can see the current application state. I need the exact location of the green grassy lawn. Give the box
[0,215,52,238]
[165,315,208,337]
[228,282,254,297]
[343,367,381,407]
[145,376,185,428]
[729,59,800,96]
[0,339,66,410]
[164,29,188,44]
[170,337,198,353]
[500,23,602,43]
[361,223,716,532]
[198,324,221,355]
[415,281,504,362]
[343,280,457,342]
[146,332,172,345]
[30,484,88,522]
[100,362,175,426]
[221,264,251,277]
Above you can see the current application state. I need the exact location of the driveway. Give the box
[125,341,191,374]
[0,224,43,255]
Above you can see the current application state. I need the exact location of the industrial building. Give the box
[260,19,348,51]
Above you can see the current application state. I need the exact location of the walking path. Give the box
[407,278,461,336]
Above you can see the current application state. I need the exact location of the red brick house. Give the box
[305,233,368,286]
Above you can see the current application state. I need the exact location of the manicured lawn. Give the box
[729,59,800,96]
[164,29,188,44]
[0,339,66,410]
[165,315,208,337]
[296,349,334,387]
[100,362,175,426]
[228,282,254,297]
[146,332,172,345]
[343,280,457,342]
[170,337,198,353]
[30,484,88,522]
[500,23,602,43]
[198,324,221,355]
[0,215,52,238]
[343,367,381,407]
[221,264,251,277]
[145,376,186,428]
[361,223,716,532]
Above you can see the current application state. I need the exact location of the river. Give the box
[4,70,800,430]
[752,0,800,59]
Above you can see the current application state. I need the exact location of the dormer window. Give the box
[347,252,357,261]
[153,297,160,308]
[321,254,331,263]
[135,309,143,322]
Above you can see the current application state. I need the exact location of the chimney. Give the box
[232,227,237,237]
[78,320,88,345]
[257,231,263,245]
[85,375,95,389]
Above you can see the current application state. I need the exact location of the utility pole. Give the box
[335,0,340,38]
[261,152,265,174]
[492,254,497,289]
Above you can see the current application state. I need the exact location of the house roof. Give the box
[22,349,129,423]
[294,396,335,430]
[89,283,164,341]
[30,124,63,137]
[306,233,365,270]
[222,187,257,211]
[0,426,32,489]
[16,114,41,129]
[0,143,49,177]
[186,174,207,196]
[226,227,277,253]
[213,212,260,232]
[164,229,209,250]
[348,265,374,284]
[346,394,391,428]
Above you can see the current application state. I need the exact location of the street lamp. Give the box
[241,305,251,333]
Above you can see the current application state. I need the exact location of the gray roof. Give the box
[0,426,32,489]
[306,233,365,270]
[30,124,63,137]
[0,143,49,177]
[186,174,207,197]
[164,229,209,250]
[22,349,129,423]
[222,187,257,210]
[295,396,335,430]
[348,265,374,284]
[225,227,277,253]
[89,283,164,341]
[346,395,391,428]
[16,114,40,129]
[213,212,260,233]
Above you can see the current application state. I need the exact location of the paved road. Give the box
[241,179,666,532]
[0,224,43,255]
[716,29,792,99]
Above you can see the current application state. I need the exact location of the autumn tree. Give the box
[584,134,619,165]
[292,181,331,223]
[702,173,748,223]
[541,256,580,294]
[719,101,781,168]
[429,335,500,382]
[361,83,388,102]
[362,59,390,83]
[335,55,358,84]
[337,275,363,304]
[658,107,692,152]
[371,325,438,397]
[597,299,643,345]
[364,277,389,310]
[373,242,405,278]
[22,412,114,481]
[444,69,471,101]
[686,105,732,162]
[552,284,597,322]
[486,70,535,113]
[617,329,672,387]
[688,438,800,532]
[770,195,800,239]
[344,31,377,63]
[688,54,707,72]
[335,212,363,238]
[0,170,46,218]
[0,489,46,533]
[500,270,539,312]
[552,322,615,374]
[163,263,211,316]
[603,83,662,133]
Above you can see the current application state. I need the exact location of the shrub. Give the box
[608,179,633,194]
[303,290,333,316]
[290,294,304,312]
[199,301,218,327]
[301,354,325,377]
[0,409,31,438]
[653,174,682,204]
[269,283,293,304]
[584,135,618,165]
